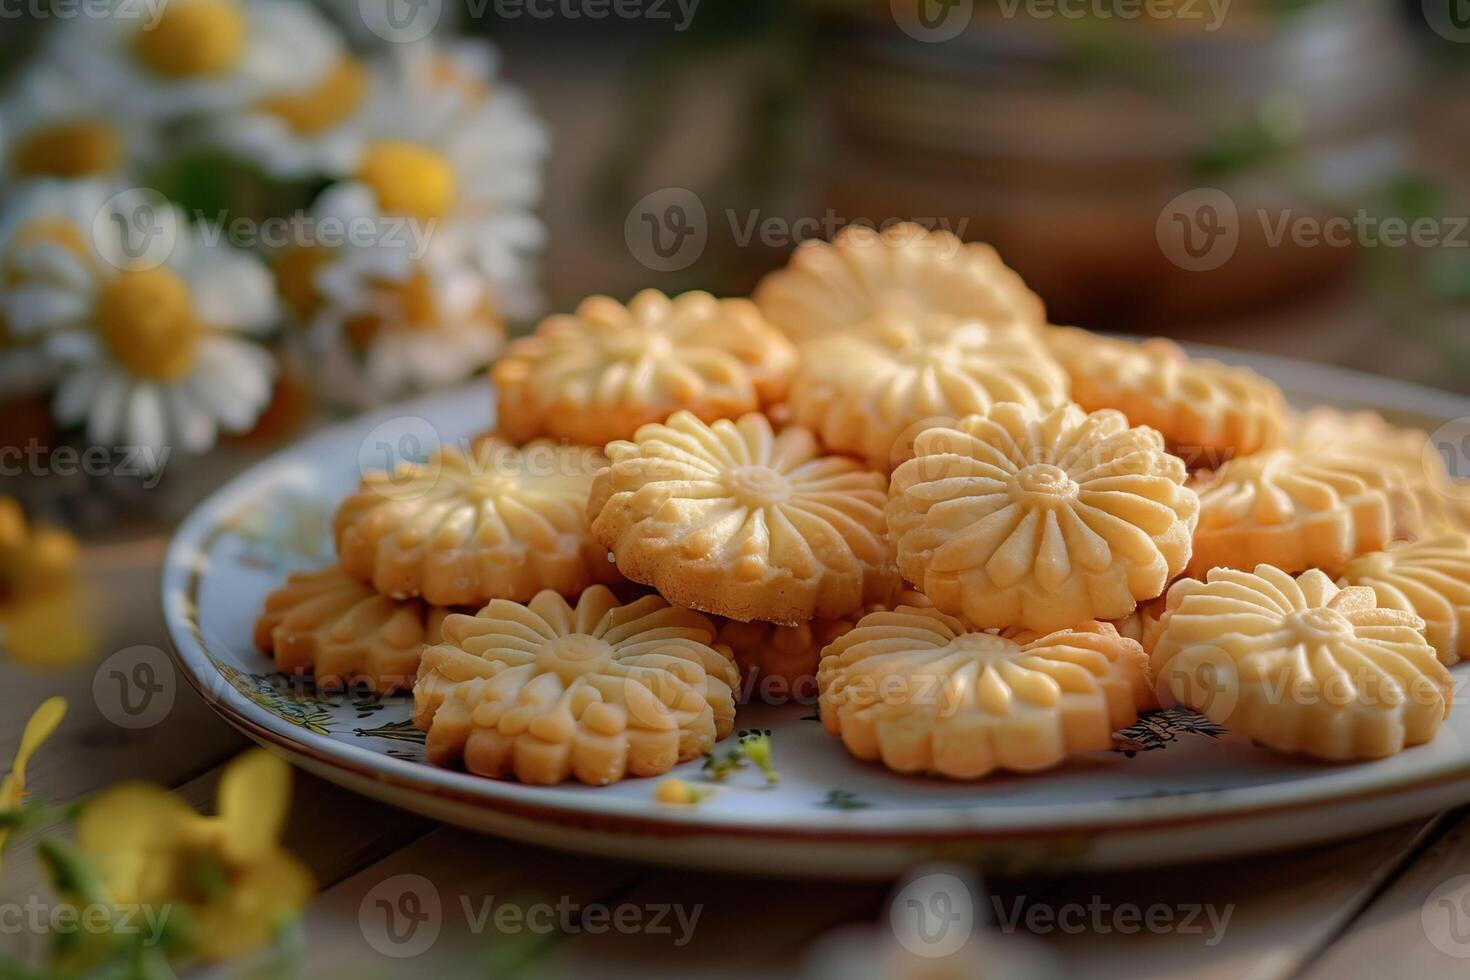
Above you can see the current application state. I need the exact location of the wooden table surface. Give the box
[4,536,1470,979]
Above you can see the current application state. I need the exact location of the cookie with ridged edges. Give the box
[753,222,1044,344]
[413,586,738,785]
[492,289,796,446]
[1339,534,1470,666]
[887,402,1198,633]
[1294,406,1467,535]
[1189,447,1422,577]
[787,312,1069,471]
[1045,326,1286,462]
[817,606,1151,779]
[253,565,453,693]
[589,410,896,625]
[335,436,618,607]
[1150,565,1451,761]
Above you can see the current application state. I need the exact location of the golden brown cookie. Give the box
[754,222,1045,344]
[492,289,796,446]
[1189,447,1421,577]
[1150,565,1451,761]
[818,607,1151,779]
[253,566,452,693]
[413,586,738,785]
[1338,534,1470,666]
[787,312,1070,470]
[887,402,1199,632]
[1044,327,1287,463]
[335,436,617,607]
[589,410,896,625]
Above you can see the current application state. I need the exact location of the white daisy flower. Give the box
[313,38,549,319]
[0,62,158,187]
[48,0,343,122]
[0,181,280,456]
[198,51,371,179]
[291,228,505,407]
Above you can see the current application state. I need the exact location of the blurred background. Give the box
[2,0,1470,507]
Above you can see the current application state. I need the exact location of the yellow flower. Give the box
[77,749,314,962]
[0,497,93,668]
[0,697,68,870]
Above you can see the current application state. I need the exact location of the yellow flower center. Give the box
[356,141,457,219]
[724,465,790,509]
[11,121,123,178]
[427,54,491,104]
[134,0,247,79]
[256,58,368,136]
[343,268,440,347]
[96,268,202,381]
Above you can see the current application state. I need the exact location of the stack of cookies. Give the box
[255,223,1470,786]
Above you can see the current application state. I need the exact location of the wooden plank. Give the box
[986,818,1446,980]
[1301,807,1470,979]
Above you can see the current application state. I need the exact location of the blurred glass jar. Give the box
[805,0,1417,326]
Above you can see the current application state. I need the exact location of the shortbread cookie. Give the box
[1045,327,1286,462]
[413,586,738,785]
[1295,407,1468,534]
[719,589,931,703]
[492,289,797,446]
[787,312,1070,470]
[817,607,1151,779]
[589,411,896,624]
[1150,565,1451,760]
[754,222,1045,344]
[1189,447,1421,577]
[253,566,452,693]
[887,403,1199,633]
[1339,534,1470,666]
[1111,594,1170,655]
[335,436,617,606]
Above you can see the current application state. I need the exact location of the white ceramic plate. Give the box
[162,348,1470,879]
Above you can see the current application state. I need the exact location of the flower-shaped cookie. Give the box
[1339,534,1470,666]
[1189,447,1421,577]
[1294,407,1465,534]
[335,436,617,607]
[817,606,1151,779]
[1110,594,1170,655]
[1045,327,1286,462]
[787,313,1070,470]
[412,587,738,785]
[253,566,452,693]
[753,222,1045,344]
[1150,566,1451,760]
[887,403,1199,632]
[717,589,932,704]
[492,289,797,446]
[589,411,896,624]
